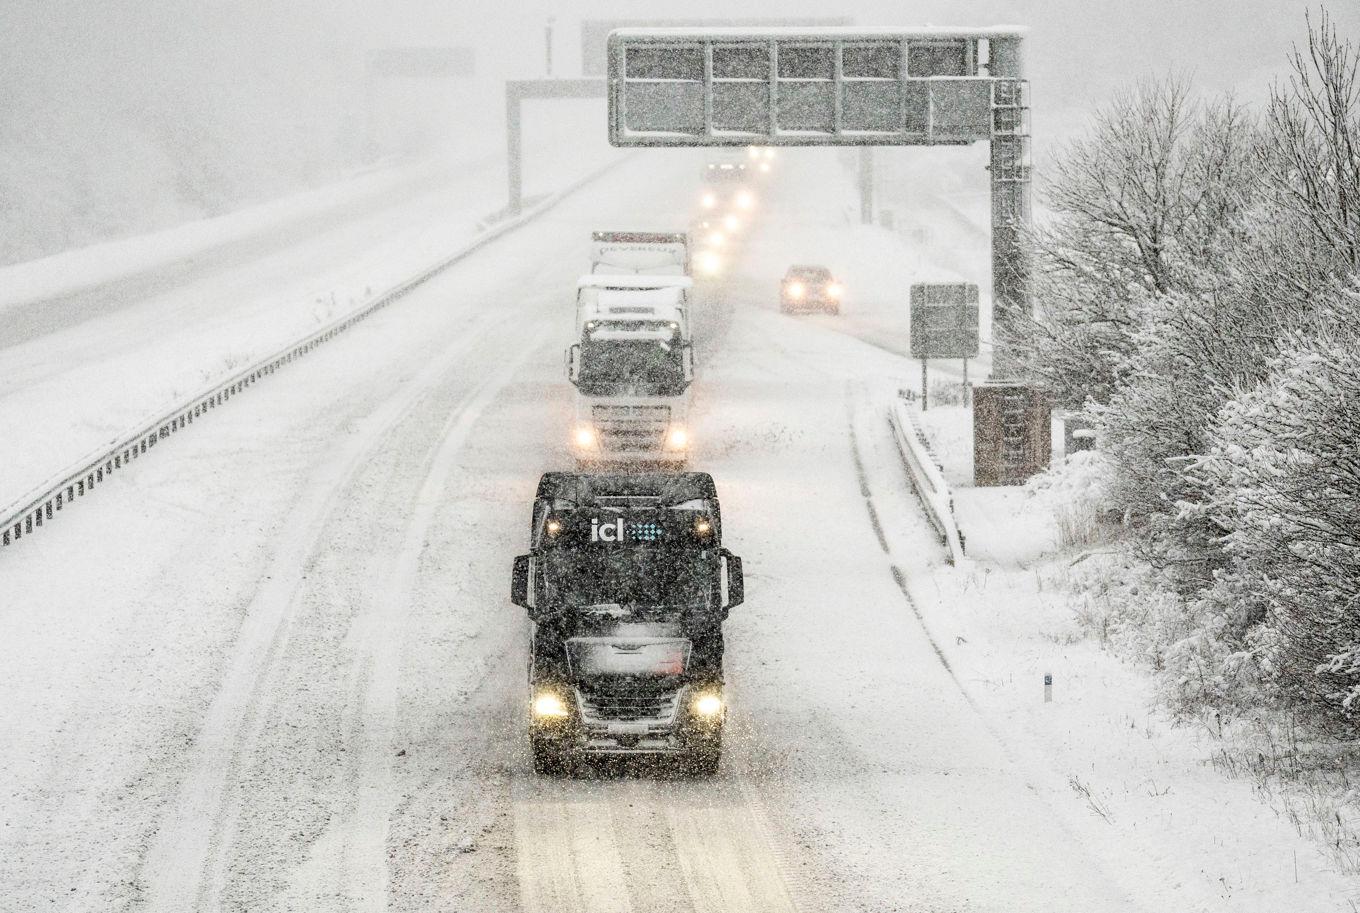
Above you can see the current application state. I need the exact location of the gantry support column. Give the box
[986,35,1031,380]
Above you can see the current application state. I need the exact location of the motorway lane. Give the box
[1,148,1147,912]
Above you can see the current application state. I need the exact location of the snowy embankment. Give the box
[0,104,620,516]
[905,402,1359,910]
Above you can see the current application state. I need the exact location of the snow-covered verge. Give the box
[907,401,1360,906]
[0,104,621,515]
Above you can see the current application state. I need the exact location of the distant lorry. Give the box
[698,161,757,212]
[511,472,743,775]
[566,301,694,467]
[590,230,690,276]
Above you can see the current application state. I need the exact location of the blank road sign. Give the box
[910,283,981,360]
[608,27,1025,147]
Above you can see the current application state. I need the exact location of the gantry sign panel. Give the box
[607,27,1026,147]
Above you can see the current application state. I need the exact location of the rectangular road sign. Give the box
[910,283,980,360]
[582,18,854,76]
[607,27,1024,147]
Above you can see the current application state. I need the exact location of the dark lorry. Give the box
[511,472,743,776]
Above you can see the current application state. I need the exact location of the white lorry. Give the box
[566,232,697,468]
[566,311,694,469]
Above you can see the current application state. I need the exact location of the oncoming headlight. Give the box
[667,427,688,449]
[533,692,570,718]
[692,693,723,717]
[574,426,597,448]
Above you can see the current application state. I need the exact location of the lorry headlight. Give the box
[692,693,723,717]
[736,190,755,210]
[826,283,843,299]
[708,231,724,247]
[787,281,805,299]
[723,214,740,232]
[698,251,722,276]
[759,161,771,173]
[545,517,563,537]
[667,427,688,449]
[701,192,717,209]
[533,692,570,718]
[574,426,597,448]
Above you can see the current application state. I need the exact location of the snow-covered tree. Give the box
[1017,77,1256,410]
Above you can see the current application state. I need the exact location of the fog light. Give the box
[533,692,570,718]
[668,427,688,449]
[574,426,596,448]
[545,517,563,537]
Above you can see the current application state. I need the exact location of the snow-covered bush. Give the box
[1188,315,1360,727]
[1025,449,1119,551]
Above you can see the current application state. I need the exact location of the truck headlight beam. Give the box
[533,692,570,718]
[693,693,723,717]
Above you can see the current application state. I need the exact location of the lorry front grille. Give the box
[578,690,680,725]
[592,405,670,453]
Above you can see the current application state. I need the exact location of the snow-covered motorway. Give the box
[5,151,1155,912]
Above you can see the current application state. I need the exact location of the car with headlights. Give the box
[780,265,843,315]
[511,473,743,776]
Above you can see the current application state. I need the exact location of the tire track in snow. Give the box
[137,310,508,912]
[325,329,546,911]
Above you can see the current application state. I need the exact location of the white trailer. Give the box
[590,231,690,276]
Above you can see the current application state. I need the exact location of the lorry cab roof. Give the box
[577,274,694,290]
[536,471,717,507]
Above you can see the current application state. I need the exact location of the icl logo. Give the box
[591,518,626,542]
[590,519,664,543]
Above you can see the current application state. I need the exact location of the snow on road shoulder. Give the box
[902,402,1360,910]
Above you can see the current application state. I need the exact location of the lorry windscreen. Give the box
[578,339,685,397]
[543,549,715,612]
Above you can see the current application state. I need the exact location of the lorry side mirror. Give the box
[566,344,581,385]
[511,555,533,609]
[721,549,744,610]
[683,344,695,384]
